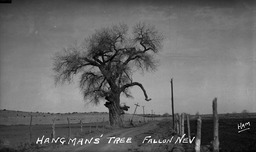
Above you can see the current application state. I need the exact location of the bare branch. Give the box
[53,50,99,85]
[121,82,151,101]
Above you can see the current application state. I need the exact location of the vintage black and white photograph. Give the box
[0,0,255,152]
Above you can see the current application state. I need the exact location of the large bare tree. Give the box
[53,23,163,127]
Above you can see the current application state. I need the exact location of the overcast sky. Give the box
[0,0,255,115]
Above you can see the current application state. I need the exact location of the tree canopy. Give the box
[53,22,163,108]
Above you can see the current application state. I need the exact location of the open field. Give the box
[0,120,176,152]
[0,110,150,125]
[187,117,256,152]
[0,123,107,146]
[1,110,256,152]
[0,110,161,148]
[133,116,256,152]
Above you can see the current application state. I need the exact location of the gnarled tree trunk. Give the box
[104,93,124,128]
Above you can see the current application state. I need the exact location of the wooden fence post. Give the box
[181,113,185,135]
[96,118,98,131]
[175,114,180,134]
[187,114,191,140]
[179,113,182,135]
[195,116,201,152]
[52,118,56,139]
[102,118,105,129]
[80,120,83,132]
[213,98,219,152]
[67,117,71,139]
[29,115,33,143]
[89,119,92,133]
[174,114,177,133]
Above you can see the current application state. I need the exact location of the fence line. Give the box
[173,98,219,152]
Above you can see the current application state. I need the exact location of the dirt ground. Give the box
[49,121,160,152]
[1,114,256,152]
[37,120,184,152]
[0,119,183,152]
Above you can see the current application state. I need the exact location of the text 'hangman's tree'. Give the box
[53,23,163,127]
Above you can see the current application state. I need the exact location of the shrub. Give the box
[162,113,170,117]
